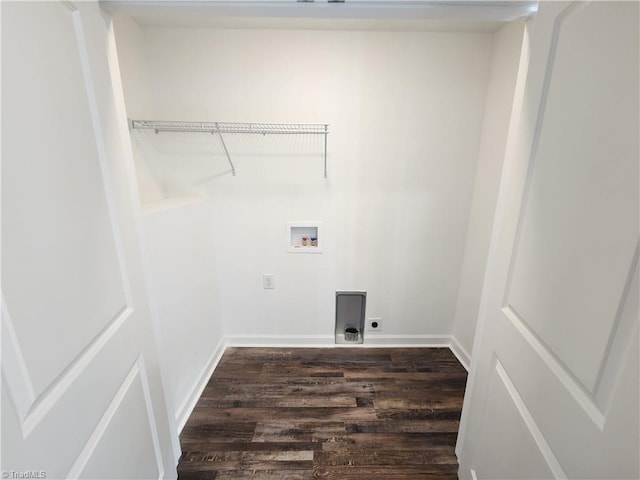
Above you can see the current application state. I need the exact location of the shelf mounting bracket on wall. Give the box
[130,120,330,178]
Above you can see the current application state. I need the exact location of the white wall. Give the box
[134,27,494,344]
[451,21,524,365]
[114,18,224,430]
[113,17,164,204]
[142,200,223,430]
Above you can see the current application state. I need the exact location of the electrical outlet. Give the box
[263,274,275,289]
[367,317,382,331]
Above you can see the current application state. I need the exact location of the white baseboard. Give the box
[175,336,226,433]
[364,334,451,347]
[449,335,471,371]
[225,334,335,347]
[225,334,453,348]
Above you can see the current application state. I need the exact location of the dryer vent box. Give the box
[335,291,366,344]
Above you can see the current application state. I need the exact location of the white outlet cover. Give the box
[263,274,275,289]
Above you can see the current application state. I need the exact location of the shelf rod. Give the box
[146,128,327,135]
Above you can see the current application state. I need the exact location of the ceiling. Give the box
[100,0,538,32]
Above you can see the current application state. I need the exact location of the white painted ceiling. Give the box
[101,1,538,32]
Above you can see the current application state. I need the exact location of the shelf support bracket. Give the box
[214,124,236,176]
[323,125,328,179]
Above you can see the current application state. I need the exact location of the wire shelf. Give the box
[131,120,328,136]
[130,119,329,177]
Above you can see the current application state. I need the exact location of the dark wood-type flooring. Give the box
[178,347,467,479]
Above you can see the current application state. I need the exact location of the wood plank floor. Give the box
[178,347,467,479]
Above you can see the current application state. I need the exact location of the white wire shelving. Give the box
[130,120,330,178]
